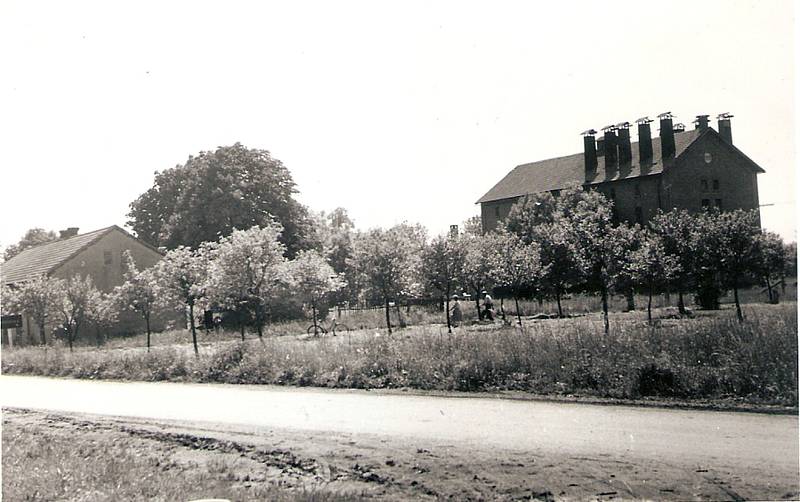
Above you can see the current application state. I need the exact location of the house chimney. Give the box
[636,116,653,163]
[582,129,598,174]
[717,112,733,144]
[694,114,709,131]
[616,122,632,164]
[658,111,675,158]
[673,123,686,133]
[59,227,79,239]
[602,125,618,168]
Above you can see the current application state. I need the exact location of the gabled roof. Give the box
[1,226,117,285]
[477,129,704,204]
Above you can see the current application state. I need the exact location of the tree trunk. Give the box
[555,290,563,318]
[678,290,687,315]
[765,277,774,304]
[445,296,452,333]
[145,313,151,352]
[601,285,609,335]
[95,326,103,347]
[239,310,245,341]
[733,276,743,322]
[647,281,653,323]
[312,303,319,336]
[385,298,392,334]
[39,321,46,346]
[474,288,483,321]
[67,326,73,353]
[190,303,198,356]
[625,289,635,312]
[499,297,505,322]
[514,295,522,326]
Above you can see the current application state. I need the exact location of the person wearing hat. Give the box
[482,292,494,321]
[450,294,463,327]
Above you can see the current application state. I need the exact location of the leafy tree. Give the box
[3,228,58,261]
[461,215,483,237]
[86,291,119,346]
[753,231,787,303]
[490,231,546,326]
[504,192,558,242]
[422,235,466,333]
[12,275,62,345]
[350,225,424,333]
[55,275,102,352]
[627,230,680,322]
[458,233,496,320]
[289,250,345,335]
[115,251,160,350]
[205,223,288,340]
[557,188,622,334]
[701,210,761,321]
[650,209,697,315]
[127,143,314,257]
[154,246,209,355]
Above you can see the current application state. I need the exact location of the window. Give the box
[103,250,113,265]
[701,179,708,192]
[634,183,641,199]
[715,199,722,210]
[494,206,500,218]
[701,199,710,208]
[635,206,643,225]
[712,179,719,191]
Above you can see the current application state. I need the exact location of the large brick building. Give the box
[478,113,764,231]
[1,226,172,346]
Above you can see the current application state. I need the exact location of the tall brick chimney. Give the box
[694,114,709,131]
[602,125,618,168]
[636,116,653,163]
[616,122,632,164]
[582,129,598,175]
[658,112,676,158]
[717,112,733,144]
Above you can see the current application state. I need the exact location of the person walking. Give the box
[450,295,463,327]
[482,292,495,321]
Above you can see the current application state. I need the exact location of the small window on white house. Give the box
[103,250,113,265]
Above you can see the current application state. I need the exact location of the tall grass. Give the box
[3,304,796,406]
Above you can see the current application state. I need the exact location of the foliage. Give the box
[127,143,314,257]
[422,235,466,332]
[3,228,58,261]
[458,232,496,319]
[205,223,289,338]
[489,231,546,325]
[54,275,102,352]
[10,275,62,345]
[626,230,680,321]
[114,251,161,348]
[288,250,346,329]
[154,245,210,354]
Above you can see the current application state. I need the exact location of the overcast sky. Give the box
[1,0,796,247]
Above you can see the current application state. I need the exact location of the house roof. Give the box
[1,226,116,285]
[477,128,709,204]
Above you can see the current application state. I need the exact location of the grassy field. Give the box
[3,302,797,407]
[2,409,368,502]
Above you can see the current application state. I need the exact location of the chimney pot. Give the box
[636,117,653,163]
[658,112,676,158]
[602,125,618,168]
[59,227,79,239]
[694,114,709,130]
[582,129,598,177]
[616,122,632,164]
[717,112,733,144]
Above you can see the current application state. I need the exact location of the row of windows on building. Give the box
[701,179,720,192]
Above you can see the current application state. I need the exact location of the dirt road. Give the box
[2,375,798,500]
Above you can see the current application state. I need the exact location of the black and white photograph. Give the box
[1,1,798,500]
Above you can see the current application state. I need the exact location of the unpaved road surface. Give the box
[2,375,798,500]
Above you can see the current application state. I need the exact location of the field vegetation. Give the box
[4,302,796,408]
